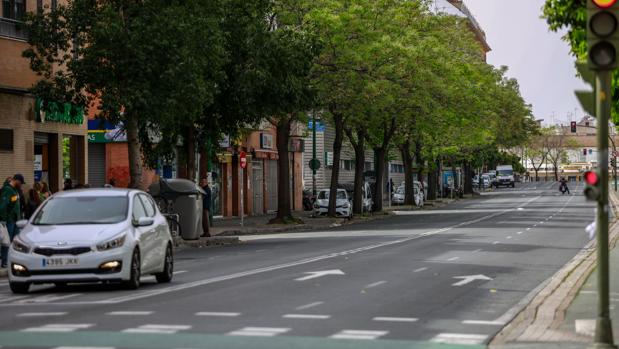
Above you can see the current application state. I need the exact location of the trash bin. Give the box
[149,178,205,240]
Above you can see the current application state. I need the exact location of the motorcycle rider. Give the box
[559,177,570,194]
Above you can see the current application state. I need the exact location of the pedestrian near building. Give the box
[200,178,211,237]
[0,174,25,268]
[63,178,73,190]
[40,181,52,199]
[27,182,43,219]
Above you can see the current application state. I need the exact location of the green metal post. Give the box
[592,69,615,349]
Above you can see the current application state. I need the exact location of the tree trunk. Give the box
[346,127,366,215]
[126,116,143,189]
[373,147,386,212]
[400,140,414,205]
[534,169,539,182]
[427,161,437,201]
[270,117,294,223]
[415,139,424,185]
[464,161,473,194]
[328,113,344,217]
[186,127,196,182]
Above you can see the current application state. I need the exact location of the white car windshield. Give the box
[395,187,405,194]
[32,196,129,225]
[498,170,513,176]
[317,191,347,199]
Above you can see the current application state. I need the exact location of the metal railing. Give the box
[0,17,28,41]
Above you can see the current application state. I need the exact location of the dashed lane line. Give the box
[462,320,505,326]
[228,327,289,337]
[413,267,428,273]
[282,314,331,320]
[17,312,67,317]
[330,330,389,340]
[364,281,387,289]
[430,333,488,345]
[195,312,241,317]
[22,324,94,332]
[122,324,191,334]
[106,311,153,316]
[372,317,418,323]
[295,301,324,310]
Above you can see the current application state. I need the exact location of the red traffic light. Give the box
[593,0,617,8]
[584,170,600,185]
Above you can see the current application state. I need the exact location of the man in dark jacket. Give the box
[200,178,212,237]
[0,174,25,268]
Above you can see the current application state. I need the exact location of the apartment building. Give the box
[0,0,88,192]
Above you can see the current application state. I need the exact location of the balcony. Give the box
[0,17,28,40]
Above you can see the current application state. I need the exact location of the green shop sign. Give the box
[35,98,84,125]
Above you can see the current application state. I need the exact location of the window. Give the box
[132,195,148,221]
[138,194,156,217]
[365,162,372,171]
[340,159,354,171]
[0,129,13,151]
[2,0,25,20]
[390,164,404,173]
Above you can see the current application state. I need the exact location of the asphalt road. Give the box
[0,181,594,349]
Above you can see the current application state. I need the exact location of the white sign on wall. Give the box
[34,155,42,171]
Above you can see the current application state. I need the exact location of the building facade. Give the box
[0,0,88,192]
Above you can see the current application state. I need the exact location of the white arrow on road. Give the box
[452,274,492,287]
[295,270,345,281]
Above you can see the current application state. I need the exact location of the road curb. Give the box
[490,192,619,345]
[174,236,241,249]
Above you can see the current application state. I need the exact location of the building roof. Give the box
[433,0,491,53]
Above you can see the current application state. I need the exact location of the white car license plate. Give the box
[42,258,79,267]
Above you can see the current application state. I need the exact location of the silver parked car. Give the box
[312,189,353,219]
[8,188,173,294]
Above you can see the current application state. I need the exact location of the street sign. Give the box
[239,151,247,169]
[309,159,321,170]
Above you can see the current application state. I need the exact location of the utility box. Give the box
[149,178,205,240]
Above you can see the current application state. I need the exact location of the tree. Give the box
[261,2,318,224]
[526,129,553,181]
[23,0,226,188]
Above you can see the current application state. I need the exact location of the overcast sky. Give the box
[464,0,589,125]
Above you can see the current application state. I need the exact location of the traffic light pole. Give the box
[312,112,317,198]
[593,69,615,349]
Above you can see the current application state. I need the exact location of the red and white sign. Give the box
[239,151,247,169]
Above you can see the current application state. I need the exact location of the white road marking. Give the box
[431,333,488,345]
[373,317,418,323]
[452,274,493,287]
[447,257,459,262]
[23,324,94,332]
[18,294,82,304]
[195,312,240,317]
[517,231,523,235]
[228,327,289,337]
[283,314,331,319]
[173,270,188,275]
[122,324,191,334]
[295,301,324,310]
[413,267,428,273]
[492,241,500,245]
[295,269,345,281]
[17,312,67,317]
[506,236,512,240]
[331,329,388,340]
[364,281,387,289]
[106,311,153,316]
[526,228,531,231]
[471,249,482,253]
[462,320,505,326]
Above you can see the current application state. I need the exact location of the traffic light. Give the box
[584,170,602,200]
[587,0,619,70]
[571,121,577,133]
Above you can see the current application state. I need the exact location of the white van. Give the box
[495,165,515,188]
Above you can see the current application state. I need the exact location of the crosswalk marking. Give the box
[295,301,324,310]
[462,320,505,326]
[53,347,115,349]
[330,330,388,340]
[430,333,488,345]
[122,324,191,334]
[22,324,94,332]
[228,327,289,337]
[195,312,240,317]
[282,314,330,319]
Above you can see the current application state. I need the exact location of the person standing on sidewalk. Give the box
[0,174,25,268]
[200,178,211,237]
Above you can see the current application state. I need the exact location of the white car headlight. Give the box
[11,237,30,254]
[343,202,350,208]
[97,234,127,251]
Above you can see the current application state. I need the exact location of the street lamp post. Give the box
[312,112,317,198]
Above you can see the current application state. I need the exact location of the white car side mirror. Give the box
[135,217,155,227]
[16,220,28,229]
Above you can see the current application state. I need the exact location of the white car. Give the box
[8,189,173,294]
[392,186,405,205]
[313,189,353,219]
[392,184,423,207]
